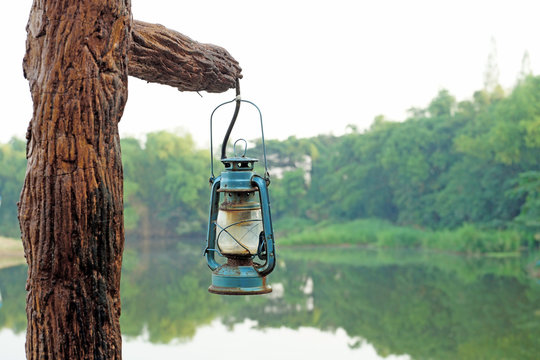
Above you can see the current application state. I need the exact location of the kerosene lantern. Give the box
[204,83,276,295]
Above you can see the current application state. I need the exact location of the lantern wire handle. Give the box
[209,79,270,182]
[210,100,235,181]
[242,99,270,181]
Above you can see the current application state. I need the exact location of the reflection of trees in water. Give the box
[0,265,27,333]
[120,244,222,343]
[2,247,540,359]
[246,251,540,360]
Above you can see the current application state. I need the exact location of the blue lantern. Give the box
[204,84,276,295]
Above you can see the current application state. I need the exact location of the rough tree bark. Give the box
[19,0,131,358]
[129,20,242,93]
[19,1,241,359]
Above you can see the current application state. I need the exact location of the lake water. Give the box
[1,241,539,359]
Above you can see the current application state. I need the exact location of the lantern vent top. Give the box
[221,157,257,171]
[221,138,257,171]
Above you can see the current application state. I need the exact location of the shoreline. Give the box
[276,219,538,255]
[0,236,25,269]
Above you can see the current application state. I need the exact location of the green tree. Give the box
[0,139,26,237]
[428,89,456,117]
[484,37,500,92]
[121,131,209,239]
[511,171,540,236]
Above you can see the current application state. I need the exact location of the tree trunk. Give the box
[19,0,130,358]
[19,1,241,359]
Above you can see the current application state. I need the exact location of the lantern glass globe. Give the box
[216,206,262,255]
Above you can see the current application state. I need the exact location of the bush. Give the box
[279,218,529,254]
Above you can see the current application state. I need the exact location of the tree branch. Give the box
[129,20,242,93]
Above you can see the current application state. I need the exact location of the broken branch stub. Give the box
[129,20,242,93]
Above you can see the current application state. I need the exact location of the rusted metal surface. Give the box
[208,259,272,295]
[208,286,271,296]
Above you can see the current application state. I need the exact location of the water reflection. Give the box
[1,241,539,359]
[123,319,410,360]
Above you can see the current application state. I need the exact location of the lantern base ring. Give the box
[208,258,272,295]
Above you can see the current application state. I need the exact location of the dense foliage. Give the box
[0,139,26,237]
[121,131,209,239]
[1,77,539,248]
[254,77,540,249]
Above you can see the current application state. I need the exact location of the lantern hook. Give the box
[233,138,248,157]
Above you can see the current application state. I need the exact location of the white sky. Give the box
[2,0,540,147]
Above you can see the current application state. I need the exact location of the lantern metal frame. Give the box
[204,93,276,295]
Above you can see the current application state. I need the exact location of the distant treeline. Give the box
[1,76,539,246]
[254,76,540,248]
